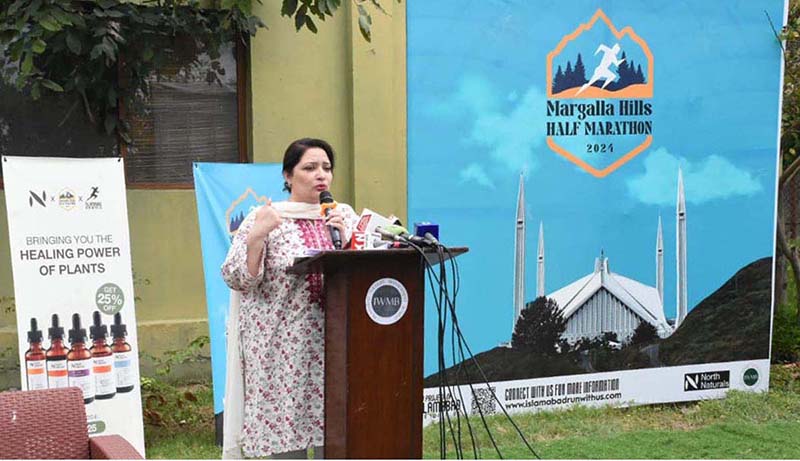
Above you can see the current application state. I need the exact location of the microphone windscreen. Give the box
[319,191,334,204]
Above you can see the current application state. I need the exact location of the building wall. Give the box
[0,2,407,387]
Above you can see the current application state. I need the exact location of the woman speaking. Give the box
[222,138,359,459]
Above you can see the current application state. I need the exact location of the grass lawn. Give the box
[144,363,800,459]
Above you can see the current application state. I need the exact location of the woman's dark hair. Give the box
[282,138,336,192]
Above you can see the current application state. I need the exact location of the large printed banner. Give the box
[193,162,284,417]
[409,1,786,419]
[3,156,144,455]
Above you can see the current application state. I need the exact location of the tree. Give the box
[0,0,389,139]
[553,65,565,93]
[776,0,800,325]
[629,321,658,346]
[574,53,587,86]
[564,61,574,89]
[616,51,630,86]
[511,297,566,355]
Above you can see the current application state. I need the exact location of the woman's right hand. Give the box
[248,199,282,243]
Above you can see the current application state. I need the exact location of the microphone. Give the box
[376,225,427,245]
[319,191,342,250]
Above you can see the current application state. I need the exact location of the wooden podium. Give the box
[290,247,467,459]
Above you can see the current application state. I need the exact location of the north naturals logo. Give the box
[545,9,654,178]
[684,371,730,392]
[28,190,47,208]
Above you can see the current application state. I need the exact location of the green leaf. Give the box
[39,17,61,32]
[7,0,25,16]
[357,6,371,42]
[320,0,331,15]
[21,53,33,74]
[90,44,103,60]
[295,5,308,31]
[66,33,81,54]
[281,0,299,17]
[31,39,46,54]
[370,0,389,16]
[305,15,318,33]
[50,8,74,26]
[40,79,64,92]
[31,83,41,100]
[142,47,154,62]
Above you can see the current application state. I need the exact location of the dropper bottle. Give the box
[90,311,115,400]
[46,314,69,388]
[67,313,95,404]
[110,313,135,393]
[25,318,47,390]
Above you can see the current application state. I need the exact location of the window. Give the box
[0,36,248,188]
[122,36,248,187]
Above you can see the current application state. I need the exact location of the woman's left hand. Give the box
[325,207,346,242]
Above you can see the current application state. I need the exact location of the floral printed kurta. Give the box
[221,203,358,458]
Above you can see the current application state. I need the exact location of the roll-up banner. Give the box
[2,156,144,454]
[192,162,284,422]
[408,1,786,424]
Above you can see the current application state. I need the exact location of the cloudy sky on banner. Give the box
[408,0,784,374]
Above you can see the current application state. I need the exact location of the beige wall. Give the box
[249,0,407,218]
[0,2,407,387]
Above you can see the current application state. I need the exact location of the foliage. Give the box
[139,334,211,427]
[511,297,566,355]
[0,296,15,314]
[776,0,800,325]
[0,345,18,377]
[0,0,392,140]
[773,266,800,362]
[0,1,259,141]
[781,0,800,169]
[628,321,658,346]
[281,0,397,42]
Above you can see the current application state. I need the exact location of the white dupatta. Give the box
[222,201,327,459]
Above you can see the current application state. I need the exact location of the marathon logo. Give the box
[684,370,730,391]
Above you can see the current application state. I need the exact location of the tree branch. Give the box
[777,214,800,325]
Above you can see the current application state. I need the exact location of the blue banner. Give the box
[409,0,785,416]
[193,162,284,414]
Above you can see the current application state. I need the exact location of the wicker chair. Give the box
[0,387,143,459]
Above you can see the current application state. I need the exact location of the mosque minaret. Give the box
[676,168,688,327]
[513,173,526,334]
[537,221,545,298]
[656,215,664,303]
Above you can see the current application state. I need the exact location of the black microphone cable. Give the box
[401,238,541,459]
[402,239,469,459]
[440,245,541,459]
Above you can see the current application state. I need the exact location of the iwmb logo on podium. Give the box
[545,9,654,178]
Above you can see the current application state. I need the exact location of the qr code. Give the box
[470,386,497,415]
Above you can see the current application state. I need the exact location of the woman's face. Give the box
[286,147,333,203]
